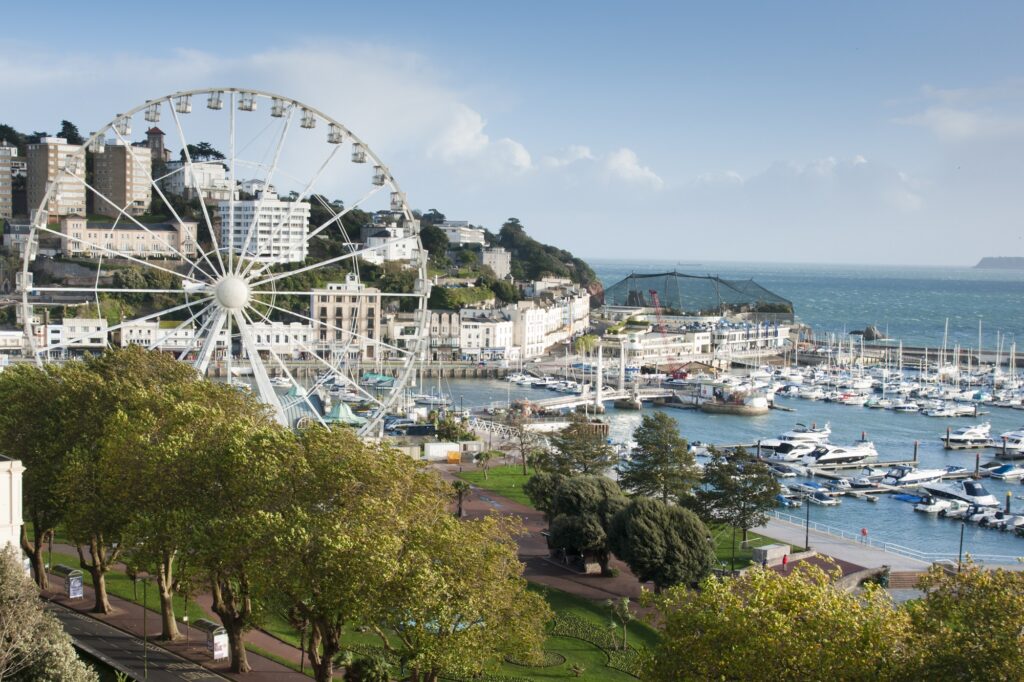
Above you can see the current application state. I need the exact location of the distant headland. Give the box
[975,257,1024,270]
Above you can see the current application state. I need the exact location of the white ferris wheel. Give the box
[19,88,430,436]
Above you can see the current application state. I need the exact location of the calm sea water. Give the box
[445,377,1024,564]
[589,259,1024,350]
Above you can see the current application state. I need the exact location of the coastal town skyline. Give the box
[3,1,1024,265]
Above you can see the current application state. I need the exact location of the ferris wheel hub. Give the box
[214,275,251,310]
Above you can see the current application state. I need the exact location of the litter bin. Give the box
[53,565,84,600]
[192,618,229,660]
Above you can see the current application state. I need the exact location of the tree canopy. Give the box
[539,416,616,476]
[619,412,700,503]
[696,446,780,541]
[497,218,596,285]
[547,475,627,575]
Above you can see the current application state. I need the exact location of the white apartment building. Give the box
[310,274,381,361]
[59,317,108,352]
[439,220,486,246]
[383,312,421,358]
[361,225,417,264]
[60,216,198,259]
[92,139,152,218]
[482,247,511,279]
[3,220,31,256]
[239,179,276,197]
[0,142,16,220]
[218,197,310,263]
[246,321,311,359]
[459,310,517,361]
[509,301,547,358]
[161,160,233,203]
[0,455,23,552]
[117,318,229,354]
[26,137,86,219]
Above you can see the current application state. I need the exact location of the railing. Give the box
[767,510,1024,566]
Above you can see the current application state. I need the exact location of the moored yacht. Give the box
[918,479,999,507]
[802,441,879,467]
[996,428,1024,458]
[941,422,992,449]
[880,465,947,487]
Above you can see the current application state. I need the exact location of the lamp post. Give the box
[804,495,811,550]
[958,520,966,572]
[143,577,149,680]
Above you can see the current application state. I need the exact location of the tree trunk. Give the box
[211,575,252,674]
[598,549,613,577]
[742,527,749,543]
[20,525,47,590]
[157,551,180,641]
[91,567,112,614]
[308,620,340,682]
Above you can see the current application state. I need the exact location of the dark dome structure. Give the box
[603,271,793,318]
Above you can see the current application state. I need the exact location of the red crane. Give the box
[648,289,667,334]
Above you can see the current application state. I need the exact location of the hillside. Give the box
[975,257,1024,270]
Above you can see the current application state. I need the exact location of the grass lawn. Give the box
[47,550,208,625]
[708,524,805,570]
[260,582,657,681]
[456,463,535,506]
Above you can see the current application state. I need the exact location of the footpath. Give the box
[42,559,324,681]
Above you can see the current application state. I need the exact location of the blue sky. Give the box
[4,1,1024,264]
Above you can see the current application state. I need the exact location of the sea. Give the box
[442,260,1024,565]
[589,259,1024,351]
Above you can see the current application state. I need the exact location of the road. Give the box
[45,600,226,682]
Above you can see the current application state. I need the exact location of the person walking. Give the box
[782,554,789,571]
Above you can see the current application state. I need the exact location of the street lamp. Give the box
[804,495,811,551]
[958,520,966,572]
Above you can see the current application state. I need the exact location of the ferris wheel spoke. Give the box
[231,310,287,425]
[238,143,343,279]
[248,237,418,290]
[245,302,384,407]
[239,308,328,427]
[227,91,237,274]
[57,169,215,280]
[37,296,214,355]
[175,306,220,362]
[166,98,227,275]
[106,125,219,279]
[234,106,295,273]
[147,301,216,351]
[248,296,414,358]
[193,308,227,375]
[29,287,194,295]
[33,219,203,287]
[306,185,385,242]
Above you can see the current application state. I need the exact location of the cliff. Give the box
[975,257,1024,270]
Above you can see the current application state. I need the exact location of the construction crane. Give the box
[648,289,667,334]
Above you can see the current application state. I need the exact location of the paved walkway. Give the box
[43,563,322,681]
[754,517,932,571]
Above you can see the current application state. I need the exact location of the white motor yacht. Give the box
[996,428,1024,458]
[807,491,840,506]
[918,479,999,507]
[763,441,819,462]
[892,400,920,413]
[880,465,947,487]
[778,422,832,443]
[802,441,879,467]
[941,422,992,449]
[989,463,1024,480]
[914,495,952,513]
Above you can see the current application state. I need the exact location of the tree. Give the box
[345,656,391,682]
[643,561,915,681]
[0,365,69,589]
[619,412,700,503]
[541,416,616,476]
[263,427,447,682]
[548,475,627,576]
[523,471,566,524]
[419,224,449,256]
[474,450,495,479]
[908,562,1024,680]
[506,411,544,475]
[372,514,551,682]
[608,497,715,591]
[696,447,780,543]
[180,142,225,162]
[59,120,84,145]
[419,208,446,226]
[606,597,633,651]
[452,480,471,518]
[0,546,98,682]
[436,414,474,442]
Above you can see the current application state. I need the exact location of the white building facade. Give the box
[459,310,517,361]
[0,456,23,552]
[439,220,486,246]
[482,247,511,279]
[161,161,233,202]
[217,197,310,263]
[60,216,198,259]
[310,274,382,361]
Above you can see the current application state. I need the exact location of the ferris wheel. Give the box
[19,88,430,436]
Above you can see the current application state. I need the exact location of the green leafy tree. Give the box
[436,415,474,442]
[0,546,98,682]
[452,480,471,518]
[608,497,715,591]
[372,514,551,682]
[419,208,446,226]
[474,450,495,479]
[522,471,566,524]
[180,141,225,161]
[696,447,780,542]
[548,475,627,576]
[59,120,84,145]
[606,597,633,651]
[264,427,447,682]
[345,656,390,682]
[908,562,1024,680]
[643,561,916,681]
[0,365,68,589]
[541,416,616,476]
[619,412,700,502]
[419,224,449,256]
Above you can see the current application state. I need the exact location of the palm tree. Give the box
[452,480,471,518]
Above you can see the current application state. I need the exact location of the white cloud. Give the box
[427,104,532,173]
[542,145,594,168]
[895,107,1024,142]
[604,148,664,189]
[693,170,744,186]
